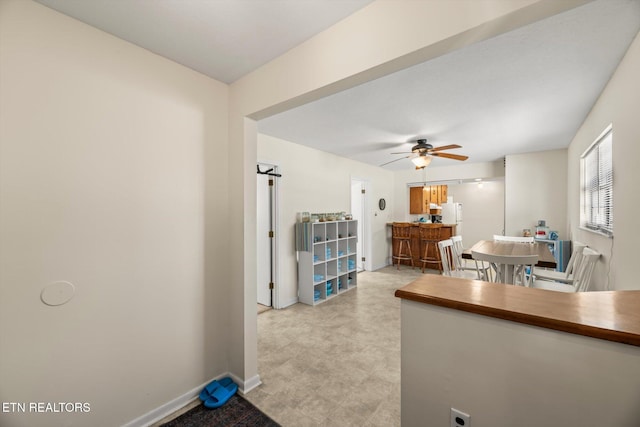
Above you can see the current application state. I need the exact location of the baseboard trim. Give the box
[230,372,262,395]
[372,262,390,271]
[280,297,298,309]
[122,373,234,427]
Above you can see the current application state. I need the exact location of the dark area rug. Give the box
[161,394,280,427]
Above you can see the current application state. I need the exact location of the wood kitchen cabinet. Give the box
[430,186,438,202]
[409,185,447,214]
[439,185,448,203]
[409,187,429,214]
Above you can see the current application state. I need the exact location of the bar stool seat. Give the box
[392,222,414,269]
[419,223,442,273]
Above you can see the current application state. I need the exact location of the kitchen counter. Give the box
[388,222,457,270]
[386,222,457,227]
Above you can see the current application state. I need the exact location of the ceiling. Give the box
[259,0,640,170]
[35,0,374,84]
[35,0,640,171]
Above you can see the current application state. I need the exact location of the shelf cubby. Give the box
[313,263,326,284]
[347,237,357,255]
[327,259,338,280]
[325,241,337,261]
[313,242,326,263]
[338,221,349,239]
[326,222,337,241]
[338,274,348,291]
[338,240,348,258]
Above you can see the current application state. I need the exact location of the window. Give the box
[580,124,613,236]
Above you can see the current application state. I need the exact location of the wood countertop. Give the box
[386,222,457,227]
[395,274,640,347]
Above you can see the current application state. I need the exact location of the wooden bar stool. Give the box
[392,222,414,270]
[419,223,442,273]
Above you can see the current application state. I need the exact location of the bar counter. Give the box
[387,222,457,270]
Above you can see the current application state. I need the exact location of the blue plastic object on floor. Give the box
[204,379,238,409]
[199,377,235,402]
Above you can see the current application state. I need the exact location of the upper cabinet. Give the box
[409,185,448,214]
[409,187,428,214]
[440,185,448,204]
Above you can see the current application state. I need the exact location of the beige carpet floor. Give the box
[245,265,437,426]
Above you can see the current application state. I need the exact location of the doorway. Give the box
[256,163,279,309]
[350,178,370,272]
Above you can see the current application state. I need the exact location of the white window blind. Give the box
[581,125,613,236]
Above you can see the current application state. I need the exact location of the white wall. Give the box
[258,134,395,307]
[401,300,640,427]
[0,2,229,426]
[505,149,568,238]
[392,160,505,221]
[447,180,505,246]
[567,31,640,291]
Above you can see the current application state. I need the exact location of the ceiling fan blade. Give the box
[429,144,462,152]
[431,152,469,161]
[390,151,413,154]
[379,155,412,167]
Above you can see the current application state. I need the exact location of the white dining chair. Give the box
[472,250,538,286]
[451,235,489,280]
[493,235,535,243]
[531,247,600,292]
[438,239,480,279]
[533,241,586,283]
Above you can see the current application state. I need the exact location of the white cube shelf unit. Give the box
[296,220,358,305]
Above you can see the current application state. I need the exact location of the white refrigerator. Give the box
[441,203,462,236]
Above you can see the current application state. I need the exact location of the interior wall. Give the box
[257,134,395,307]
[447,181,505,246]
[0,2,229,426]
[401,300,640,427]
[505,149,568,238]
[392,160,505,222]
[567,30,640,291]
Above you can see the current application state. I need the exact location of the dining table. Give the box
[462,239,557,269]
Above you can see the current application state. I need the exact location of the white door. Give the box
[351,179,367,271]
[257,165,276,306]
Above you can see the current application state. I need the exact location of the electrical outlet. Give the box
[451,408,470,427]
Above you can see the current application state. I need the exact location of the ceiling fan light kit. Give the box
[411,155,432,168]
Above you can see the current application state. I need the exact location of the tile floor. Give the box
[258,303,272,314]
[245,265,435,426]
